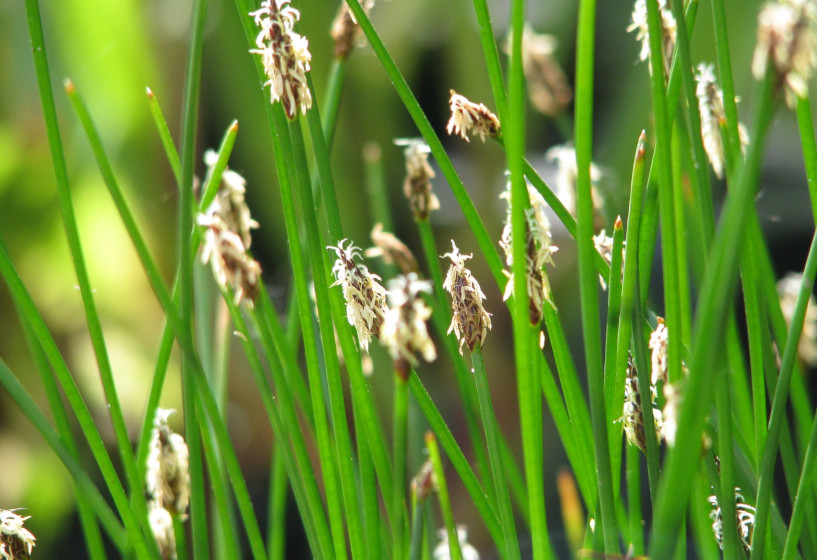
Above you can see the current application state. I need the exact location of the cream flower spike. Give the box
[442,241,492,353]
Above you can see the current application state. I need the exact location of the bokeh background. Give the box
[1,0,813,557]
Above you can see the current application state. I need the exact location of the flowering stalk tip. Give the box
[446,90,500,143]
[442,241,491,353]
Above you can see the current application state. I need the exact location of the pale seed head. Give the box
[446,90,501,143]
[627,0,677,75]
[777,271,817,366]
[146,408,191,517]
[649,317,669,385]
[708,488,756,551]
[395,138,440,220]
[0,510,35,560]
[381,273,437,369]
[365,223,420,275]
[148,503,177,560]
[433,525,481,560]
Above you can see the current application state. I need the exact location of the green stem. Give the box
[471,349,520,560]
[393,369,409,560]
[575,0,617,551]
[268,444,289,560]
[426,432,463,560]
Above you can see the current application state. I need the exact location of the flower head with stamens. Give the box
[328,239,389,352]
[250,0,312,118]
[146,408,190,517]
[627,0,677,75]
[198,154,262,307]
[442,241,492,353]
[395,138,440,220]
[149,503,177,560]
[621,356,664,453]
[365,223,420,275]
[381,273,437,371]
[0,510,36,560]
[499,182,558,326]
[694,63,750,179]
[446,90,501,143]
[545,143,604,217]
[649,317,669,385]
[708,488,756,551]
[433,526,481,560]
[753,0,817,107]
[776,271,817,366]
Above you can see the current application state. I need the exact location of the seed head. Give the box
[146,409,191,516]
[328,240,389,352]
[365,223,420,275]
[649,317,669,385]
[433,526,481,560]
[776,271,817,366]
[149,503,177,560]
[330,0,374,59]
[753,0,817,107]
[661,381,680,448]
[0,510,35,560]
[442,241,492,353]
[381,273,437,370]
[694,64,750,179]
[627,0,677,75]
[708,488,756,552]
[517,26,573,116]
[411,460,438,502]
[499,182,558,325]
[395,138,440,220]
[446,90,501,143]
[545,143,604,217]
[621,356,663,453]
[250,0,312,118]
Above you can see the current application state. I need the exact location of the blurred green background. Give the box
[2,0,811,556]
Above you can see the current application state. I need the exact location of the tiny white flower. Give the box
[777,271,817,366]
[433,526,480,560]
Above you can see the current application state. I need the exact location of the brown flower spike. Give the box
[328,239,389,352]
[395,138,440,220]
[442,241,492,353]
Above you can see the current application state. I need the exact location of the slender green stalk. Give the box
[468,0,508,122]
[415,220,495,502]
[505,0,549,555]
[393,369,409,560]
[649,65,777,559]
[715,373,739,558]
[625,445,644,555]
[603,218,625,492]
[25,0,142,509]
[575,0,617,552]
[199,121,240,211]
[0,236,156,557]
[18,311,107,559]
[407,372,504,549]
[471,349,520,560]
[0,356,127,553]
[177,0,209,555]
[782,401,817,559]
[288,117,366,560]
[426,432,463,560]
[409,492,426,560]
[610,132,647,497]
[752,230,817,558]
[796,96,817,221]
[146,87,182,186]
[268,444,289,560]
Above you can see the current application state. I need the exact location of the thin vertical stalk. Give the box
[24,0,142,507]
[146,87,182,186]
[426,432,463,560]
[267,444,288,560]
[393,370,409,560]
[468,0,508,122]
[507,0,548,555]
[471,349,520,560]
[752,230,817,559]
[575,0,617,552]
[649,67,777,559]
